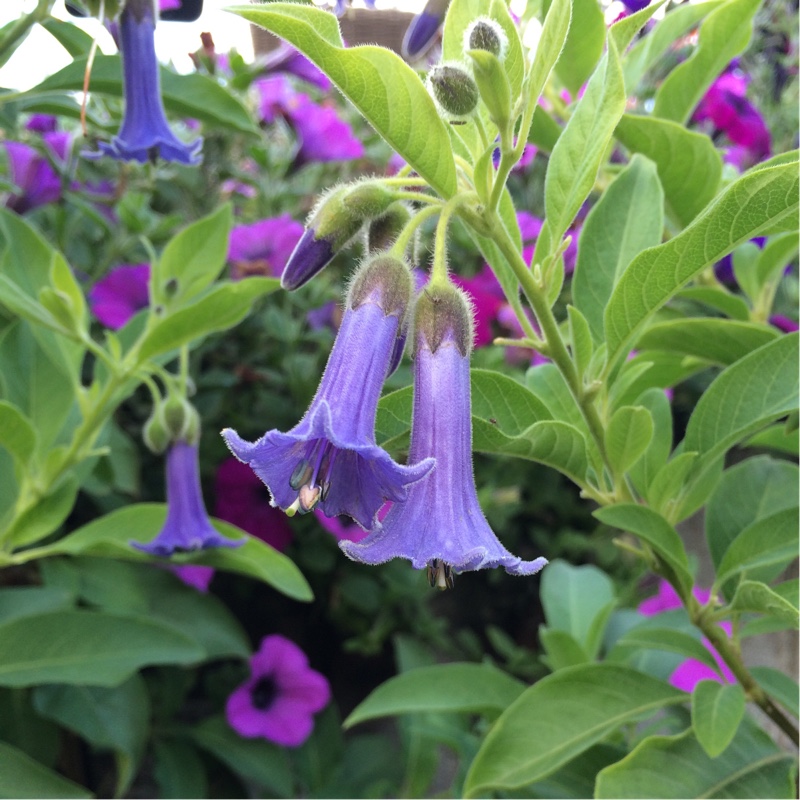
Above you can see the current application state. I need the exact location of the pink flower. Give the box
[226,635,330,747]
[88,264,150,329]
[172,564,215,592]
[228,215,304,279]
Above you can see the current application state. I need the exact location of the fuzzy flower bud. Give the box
[367,203,413,252]
[413,282,473,357]
[427,64,479,120]
[465,18,507,59]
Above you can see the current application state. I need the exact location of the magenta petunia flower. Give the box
[25,114,58,133]
[223,255,433,530]
[226,634,330,747]
[172,564,215,592]
[264,43,331,91]
[95,0,202,164]
[214,458,293,552]
[452,266,505,348]
[770,315,799,334]
[4,132,70,213]
[340,285,548,585]
[131,440,245,556]
[88,264,150,329]
[227,215,304,280]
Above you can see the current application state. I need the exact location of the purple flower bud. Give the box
[94,0,202,164]
[131,440,245,555]
[223,255,433,530]
[402,2,444,61]
[340,285,548,582]
[4,132,70,213]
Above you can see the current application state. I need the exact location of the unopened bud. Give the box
[143,407,170,454]
[465,18,507,59]
[367,203,413,252]
[428,64,479,119]
[413,283,473,356]
[467,49,511,128]
[348,253,414,325]
[163,394,200,444]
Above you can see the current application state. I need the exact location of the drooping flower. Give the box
[222,254,433,530]
[226,634,330,747]
[88,263,150,329]
[402,0,447,60]
[132,440,245,555]
[451,266,505,348]
[638,579,736,692]
[214,458,293,552]
[4,132,70,213]
[95,0,202,164]
[340,284,548,585]
[227,215,304,280]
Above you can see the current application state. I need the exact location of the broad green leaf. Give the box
[229,4,456,198]
[595,720,795,798]
[190,715,292,796]
[540,559,615,657]
[526,364,589,436]
[41,17,94,56]
[154,204,233,308]
[604,162,799,367]
[573,154,664,342]
[536,37,626,283]
[0,587,73,625]
[33,676,149,796]
[539,628,591,671]
[0,401,36,470]
[705,455,798,571]
[629,388,673,496]
[608,627,721,675]
[744,424,799,456]
[554,0,605,96]
[636,319,779,366]
[653,0,761,124]
[606,406,654,476]
[525,744,628,800]
[35,503,312,602]
[646,452,698,517]
[615,115,721,227]
[673,451,725,524]
[622,0,725,91]
[716,507,798,588]
[5,475,79,549]
[0,740,92,799]
[729,581,799,627]
[525,0,571,124]
[567,306,594,380]
[731,241,762,302]
[750,666,799,717]
[676,286,750,321]
[691,680,746,758]
[0,610,203,687]
[16,55,258,135]
[757,233,799,286]
[594,504,692,592]
[608,0,667,54]
[463,664,685,796]
[152,739,208,800]
[344,663,525,729]
[528,105,562,152]
[683,334,799,464]
[136,277,279,361]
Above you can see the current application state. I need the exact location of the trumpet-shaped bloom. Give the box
[223,256,433,530]
[226,634,330,747]
[132,440,244,555]
[340,287,547,582]
[97,0,202,164]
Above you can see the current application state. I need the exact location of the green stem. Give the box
[0,0,55,70]
[431,195,474,286]
[390,205,441,259]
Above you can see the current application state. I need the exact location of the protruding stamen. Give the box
[290,459,313,491]
[299,484,321,513]
[285,498,301,517]
[426,559,455,590]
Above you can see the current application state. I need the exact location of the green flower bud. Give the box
[413,283,474,357]
[465,17,507,59]
[143,407,170,454]
[467,48,511,129]
[163,394,201,444]
[428,64,479,119]
[367,203,413,252]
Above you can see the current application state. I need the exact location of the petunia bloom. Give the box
[340,284,548,585]
[132,440,244,555]
[226,634,330,747]
[264,43,331,91]
[223,254,433,530]
[88,263,150,328]
[4,132,70,213]
[96,0,202,164]
[228,215,304,280]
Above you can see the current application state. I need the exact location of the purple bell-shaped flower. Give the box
[340,284,547,586]
[97,0,202,164]
[223,254,434,530]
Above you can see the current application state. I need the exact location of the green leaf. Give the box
[615,115,721,227]
[731,241,762,302]
[643,451,697,517]
[622,0,725,91]
[554,0,605,97]
[608,0,667,54]
[716,507,798,588]
[344,663,525,729]
[528,105,563,152]
[539,628,590,671]
[606,405,654,476]
[567,306,594,380]
[228,4,456,198]
[691,680,746,758]
[0,610,203,687]
[190,715,292,796]
[18,55,258,135]
[573,154,664,342]
[152,739,208,800]
[0,740,92,799]
[676,286,750,321]
[683,334,799,464]
[0,587,73,625]
[750,666,799,717]
[729,581,799,627]
[136,277,279,361]
[36,504,312,602]
[628,388,673,496]
[705,456,798,571]
[605,162,799,366]
[609,627,721,675]
[0,401,37,470]
[154,204,233,308]
[5,475,79,549]
[757,233,799,286]
[744,424,799,455]
[536,37,626,279]
[525,0,571,120]
[539,559,615,657]
[41,17,94,56]
[33,676,149,796]
[594,504,692,592]
[636,318,779,366]
[595,720,795,799]
[463,664,686,796]
[653,0,761,124]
